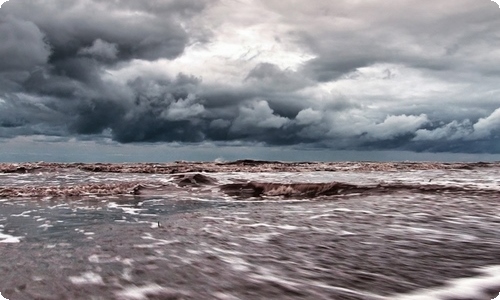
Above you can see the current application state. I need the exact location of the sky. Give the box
[1,0,500,162]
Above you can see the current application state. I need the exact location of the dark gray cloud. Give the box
[0,14,50,72]
[4,0,200,61]
[78,39,119,61]
[1,0,500,155]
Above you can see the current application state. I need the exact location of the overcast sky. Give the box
[1,0,500,162]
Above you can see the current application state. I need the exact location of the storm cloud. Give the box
[1,0,500,154]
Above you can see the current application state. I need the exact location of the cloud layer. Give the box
[1,0,500,153]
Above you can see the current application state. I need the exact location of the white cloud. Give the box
[161,94,205,121]
[471,107,500,139]
[319,64,465,112]
[365,114,429,140]
[106,0,315,86]
[414,120,472,141]
[413,107,500,141]
[295,108,323,125]
[231,100,289,132]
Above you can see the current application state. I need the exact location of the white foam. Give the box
[220,256,251,272]
[38,223,53,230]
[122,267,133,281]
[212,292,240,300]
[201,225,231,237]
[387,225,478,242]
[211,247,245,255]
[0,291,8,300]
[107,202,144,215]
[392,265,500,300]
[310,214,336,220]
[249,271,301,288]
[68,271,104,285]
[242,232,281,243]
[0,232,22,243]
[202,216,225,220]
[240,223,302,230]
[150,222,160,228]
[134,233,179,248]
[11,210,32,217]
[114,284,185,300]
[88,254,124,264]
[307,280,386,299]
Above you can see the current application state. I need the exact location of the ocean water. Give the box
[0,162,499,299]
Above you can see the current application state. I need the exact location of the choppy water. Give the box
[1,162,500,299]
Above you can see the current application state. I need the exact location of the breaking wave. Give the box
[219,181,498,198]
[1,161,499,198]
[0,176,496,199]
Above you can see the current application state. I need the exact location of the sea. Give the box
[0,161,499,300]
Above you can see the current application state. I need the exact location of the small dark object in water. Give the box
[131,184,145,195]
[174,173,217,187]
